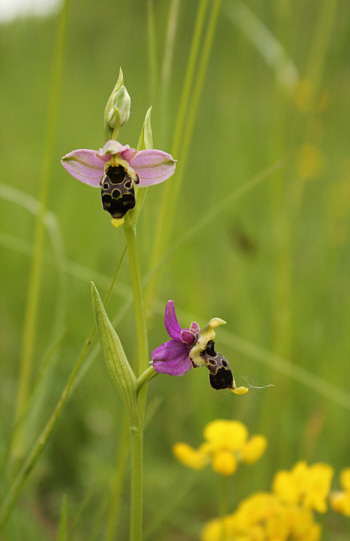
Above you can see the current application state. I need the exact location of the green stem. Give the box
[136,366,158,393]
[159,0,181,146]
[123,216,149,541]
[147,0,209,283]
[13,0,69,459]
[104,415,130,541]
[219,476,229,541]
[147,0,158,104]
[219,476,229,518]
[129,415,143,541]
[162,0,223,243]
[146,0,221,310]
[123,218,149,377]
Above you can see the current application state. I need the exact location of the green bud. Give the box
[104,67,131,141]
[91,282,138,420]
[108,85,131,129]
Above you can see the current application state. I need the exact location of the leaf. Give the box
[137,107,153,151]
[91,282,138,420]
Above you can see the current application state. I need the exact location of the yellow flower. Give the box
[173,420,267,477]
[204,420,248,452]
[272,461,333,513]
[287,506,322,541]
[172,442,209,470]
[201,514,247,541]
[240,435,267,464]
[212,449,238,476]
[273,462,308,506]
[303,463,334,513]
[234,492,282,531]
[201,493,322,541]
[330,468,350,516]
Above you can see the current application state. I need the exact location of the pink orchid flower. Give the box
[61,139,176,224]
[151,301,248,393]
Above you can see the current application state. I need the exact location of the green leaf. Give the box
[137,107,153,151]
[91,282,138,419]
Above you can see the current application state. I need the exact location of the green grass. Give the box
[1,0,350,539]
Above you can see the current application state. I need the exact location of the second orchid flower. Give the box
[151,301,248,394]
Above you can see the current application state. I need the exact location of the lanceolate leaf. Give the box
[91,282,138,420]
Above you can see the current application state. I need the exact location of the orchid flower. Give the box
[61,139,176,226]
[151,301,248,393]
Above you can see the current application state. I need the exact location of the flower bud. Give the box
[104,68,131,140]
[108,85,131,128]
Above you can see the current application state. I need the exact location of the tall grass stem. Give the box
[0,247,127,531]
[13,0,69,457]
[146,0,221,309]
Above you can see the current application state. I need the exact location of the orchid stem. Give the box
[136,366,158,393]
[123,217,149,541]
[129,417,143,541]
[123,219,149,377]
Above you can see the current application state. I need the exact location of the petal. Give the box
[152,340,192,376]
[330,492,350,516]
[61,149,105,187]
[173,443,209,470]
[164,300,183,340]
[240,435,267,464]
[212,450,237,476]
[341,468,350,492]
[98,140,130,157]
[120,147,138,163]
[204,420,248,451]
[180,329,196,346]
[303,463,334,513]
[190,321,200,333]
[152,339,187,361]
[129,149,176,187]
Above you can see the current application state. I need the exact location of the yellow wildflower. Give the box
[201,491,322,541]
[173,420,267,477]
[272,461,333,513]
[287,506,321,541]
[330,468,350,516]
[239,435,267,464]
[303,463,334,513]
[172,442,209,470]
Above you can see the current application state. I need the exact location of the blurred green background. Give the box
[1,0,350,539]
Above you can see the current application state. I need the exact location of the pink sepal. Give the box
[61,149,105,187]
[129,149,176,187]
